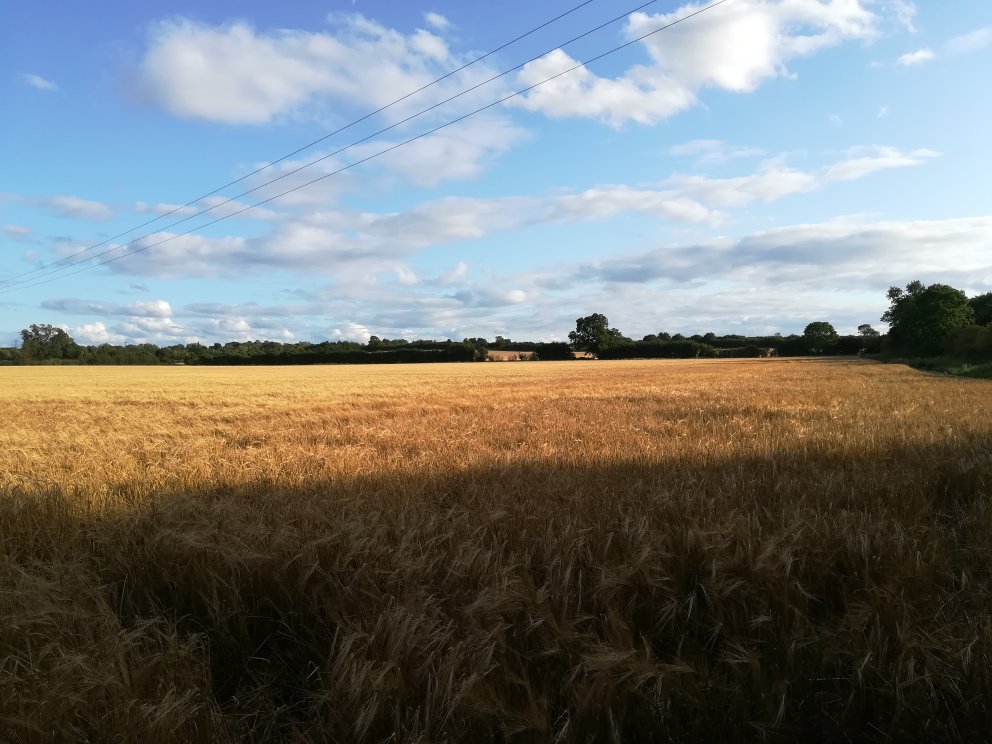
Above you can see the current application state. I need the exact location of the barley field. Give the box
[2,359,991,742]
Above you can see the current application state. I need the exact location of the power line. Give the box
[4,0,662,290]
[2,0,730,295]
[0,0,600,286]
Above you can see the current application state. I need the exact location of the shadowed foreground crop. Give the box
[2,360,991,742]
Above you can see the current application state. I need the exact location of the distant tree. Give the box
[19,324,80,361]
[802,322,839,354]
[367,335,383,349]
[882,281,974,356]
[858,324,880,337]
[971,292,992,326]
[0,347,21,364]
[568,314,627,355]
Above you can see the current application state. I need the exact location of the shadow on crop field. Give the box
[2,432,992,743]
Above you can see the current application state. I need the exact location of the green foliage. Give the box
[568,314,628,355]
[802,322,839,353]
[19,323,80,361]
[943,325,992,363]
[972,292,992,326]
[858,324,880,337]
[882,281,974,356]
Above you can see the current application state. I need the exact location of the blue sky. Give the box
[2,0,990,345]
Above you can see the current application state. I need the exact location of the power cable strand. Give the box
[2,0,729,295]
[3,0,662,288]
[0,0,601,285]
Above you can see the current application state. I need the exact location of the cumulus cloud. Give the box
[136,13,502,125]
[71,322,126,345]
[511,0,883,126]
[42,195,113,221]
[331,322,372,343]
[22,73,57,91]
[896,48,935,66]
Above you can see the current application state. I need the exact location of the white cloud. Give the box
[108,233,249,278]
[423,12,452,31]
[71,322,126,345]
[99,145,935,279]
[410,28,448,61]
[331,322,372,343]
[551,186,720,224]
[947,26,992,55]
[822,146,937,181]
[453,287,527,307]
[896,47,935,66]
[667,139,765,166]
[129,299,173,318]
[42,195,113,221]
[136,13,501,125]
[579,215,992,297]
[3,225,33,244]
[135,201,198,217]
[22,73,57,91]
[508,48,697,127]
[351,115,528,187]
[41,298,174,318]
[439,261,469,284]
[876,106,888,119]
[512,0,882,126]
[198,195,281,221]
[43,211,992,342]
[880,0,916,32]
[667,146,936,206]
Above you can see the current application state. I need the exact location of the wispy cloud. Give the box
[41,195,114,221]
[3,225,34,244]
[21,73,58,91]
[423,12,452,31]
[947,26,992,55]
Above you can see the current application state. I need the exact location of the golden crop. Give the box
[2,359,990,742]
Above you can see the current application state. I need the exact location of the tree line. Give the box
[2,281,989,366]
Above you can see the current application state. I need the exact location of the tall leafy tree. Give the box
[802,322,838,354]
[971,292,992,327]
[568,314,627,355]
[19,324,80,361]
[882,281,974,355]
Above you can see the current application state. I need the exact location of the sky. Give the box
[1,0,990,346]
